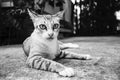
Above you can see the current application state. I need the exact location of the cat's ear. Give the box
[27,9,40,22]
[54,10,65,19]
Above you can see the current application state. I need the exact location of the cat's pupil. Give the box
[53,23,59,30]
[39,24,47,30]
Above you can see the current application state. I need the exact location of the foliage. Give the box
[1,0,120,39]
[0,0,65,30]
[0,0,66,45]
[79,0,120,35]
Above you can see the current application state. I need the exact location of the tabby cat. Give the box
[23,9,92,77]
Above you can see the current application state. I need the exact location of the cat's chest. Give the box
[46,40,59,54]
[31,34,60,59]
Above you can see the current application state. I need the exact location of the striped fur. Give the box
[23,10,92,77]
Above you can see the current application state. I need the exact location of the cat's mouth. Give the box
[47,37,54,40]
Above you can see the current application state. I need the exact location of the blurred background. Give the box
[0,0,120,45]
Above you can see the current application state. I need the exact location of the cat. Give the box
[23,9,92,77]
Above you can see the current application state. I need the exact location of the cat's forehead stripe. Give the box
[44,15,52,21]
[44,21,45,24]
[35,15,59,25]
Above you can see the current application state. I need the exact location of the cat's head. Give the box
[28,9,64,40]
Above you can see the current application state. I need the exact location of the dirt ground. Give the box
[0,37,120,80]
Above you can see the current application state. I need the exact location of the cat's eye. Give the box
[53,23,60,30]
[39,24,47,30]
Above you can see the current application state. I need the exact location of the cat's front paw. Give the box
[59,67,75,77]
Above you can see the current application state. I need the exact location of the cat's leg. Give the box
[58,41,79,50]
[27,53,75,77]
[58,50,92,60]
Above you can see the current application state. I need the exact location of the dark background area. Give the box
[0,0,120,45]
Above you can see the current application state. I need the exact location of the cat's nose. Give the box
[48,33,54,37]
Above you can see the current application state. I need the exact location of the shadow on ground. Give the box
[0,37,120,80]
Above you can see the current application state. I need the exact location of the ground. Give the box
[0,37,120,80]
